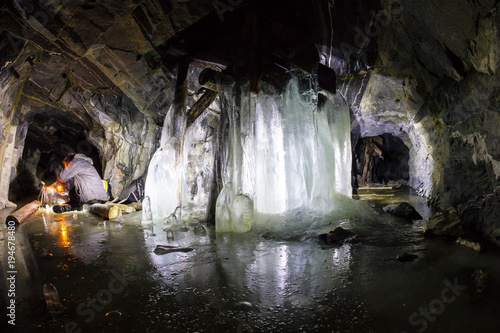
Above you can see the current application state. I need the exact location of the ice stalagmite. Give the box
[144,137,180,221]
[216,70,353,233]
[144,98,219,222]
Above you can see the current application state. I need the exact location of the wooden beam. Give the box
[186,90,219,128]
[5,200,40,225]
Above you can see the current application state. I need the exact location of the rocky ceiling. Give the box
[1,0,499,244]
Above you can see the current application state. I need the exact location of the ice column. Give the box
[144,136,180,220]
[216,70,353,233]
[144,103,219,221]
[321,91,353,197]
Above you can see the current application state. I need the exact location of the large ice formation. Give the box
[144,102,219,222]
[216,70,353,233]
[145,69,356,233]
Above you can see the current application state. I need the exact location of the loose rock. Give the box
[194,223,207,236]
[153,245,194,255]
[383,202,422,220]
[43,283,64,318]
[472,268,489,296]
[456,237,481,252]
[319,227,356,245]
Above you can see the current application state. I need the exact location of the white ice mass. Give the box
[145,69,357,233]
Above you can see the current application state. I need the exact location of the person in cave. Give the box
[55,153,111,212]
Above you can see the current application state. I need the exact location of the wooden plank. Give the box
[186,89,219,128]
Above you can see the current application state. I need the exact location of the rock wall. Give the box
[0,0,217,207]
[336,0,500,244]
[0,41,37,209]
[435,71,500,245]
[340,73,436,197]
[1,0,499,245]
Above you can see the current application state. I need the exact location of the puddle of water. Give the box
[1,196,499,332]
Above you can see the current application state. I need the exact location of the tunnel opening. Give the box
[8,112,102,203]
[354,133,410,187]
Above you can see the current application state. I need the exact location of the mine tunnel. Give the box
[1,0,500,332]
[353,133,410,187]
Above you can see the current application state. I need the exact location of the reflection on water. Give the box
[333,244,352,270]
[59,223,71,248]
[1,200,500,333]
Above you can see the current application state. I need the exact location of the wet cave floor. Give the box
[2,188,500,333]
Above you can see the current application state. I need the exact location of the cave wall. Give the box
[436,70,500,244]
[0,0,216,208]
[0,37,35,208]
[1,0,499,244]
[335,0,500,244]
[340,72,435,196]
[0,41,161,207]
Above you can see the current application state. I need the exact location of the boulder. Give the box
[319,227,356,245]
[424,208,464,238]
[383,202,423,220]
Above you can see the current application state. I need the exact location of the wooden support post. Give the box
[186,90,219,128]
[359,136,383,186]
[359,144,371,187]
[360,138,374,187]
[165,58,190,143]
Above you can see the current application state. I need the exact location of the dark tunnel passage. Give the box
[354,133,409,187]
[8,112,102,203]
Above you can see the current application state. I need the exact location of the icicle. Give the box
[142,196,153,222]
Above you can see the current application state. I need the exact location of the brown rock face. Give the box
[424,209,465,239]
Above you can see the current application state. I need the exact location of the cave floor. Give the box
[2,191,500,332]
[355,185,434,219]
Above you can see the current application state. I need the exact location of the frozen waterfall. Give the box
[216,70,355,233]
[144,69,358,233]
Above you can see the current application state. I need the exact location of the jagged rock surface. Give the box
[0,0,214,208]
[424,209,465,239]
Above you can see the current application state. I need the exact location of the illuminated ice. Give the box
[145,102,218,221]
[231,195,253,233]
[144,137,179,220]
[145,69,361,234]
[216,70,357,233]
[215,183,234,232]
[142,196,153,222]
